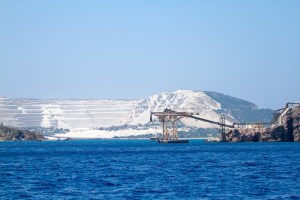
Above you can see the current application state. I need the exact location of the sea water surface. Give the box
[0,140,300,199]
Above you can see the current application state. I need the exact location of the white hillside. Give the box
[0,97,17,125]
[0,98,139,130]
[129,90,234,128]
[0,90,236,131]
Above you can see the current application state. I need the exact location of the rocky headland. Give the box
[226,104,300,142]
[0,123,45,141]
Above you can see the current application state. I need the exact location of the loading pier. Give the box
[150,109,234,143]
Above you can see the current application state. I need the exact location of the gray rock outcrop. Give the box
[226,104,300,142]
[0,124,45,141]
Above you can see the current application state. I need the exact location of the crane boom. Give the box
[150,108,234,128]
[185,114,234,128]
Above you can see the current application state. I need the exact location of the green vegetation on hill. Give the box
[0,123,45,141]
[204,91,274,123]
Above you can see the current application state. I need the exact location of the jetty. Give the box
[150,109,234,143]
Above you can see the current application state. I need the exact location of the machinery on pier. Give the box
[150,109,234,143]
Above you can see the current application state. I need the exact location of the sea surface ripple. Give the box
[0,140,300,199]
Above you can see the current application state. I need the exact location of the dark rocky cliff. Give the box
[0,124,45,141]
[225,104,300,142]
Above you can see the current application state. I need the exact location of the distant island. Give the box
[0,90,299,142]
[0,90,274,139]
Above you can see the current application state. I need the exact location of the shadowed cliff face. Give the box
[292,107,300,141]
[226,105,300,142]
[294,128,300,141]
[282,105,300,141]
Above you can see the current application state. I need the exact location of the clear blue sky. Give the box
[0,0,299,109]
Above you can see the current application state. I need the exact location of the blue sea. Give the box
[0,140,300,199]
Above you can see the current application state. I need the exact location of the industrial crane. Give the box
[150,109,234,143]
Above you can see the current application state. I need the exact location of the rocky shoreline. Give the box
[226,126,300,142]
[0,124,45,141]
[226,104,300,142]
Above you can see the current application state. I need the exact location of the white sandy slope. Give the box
[129,90,234,128]
[1,90,236,138]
